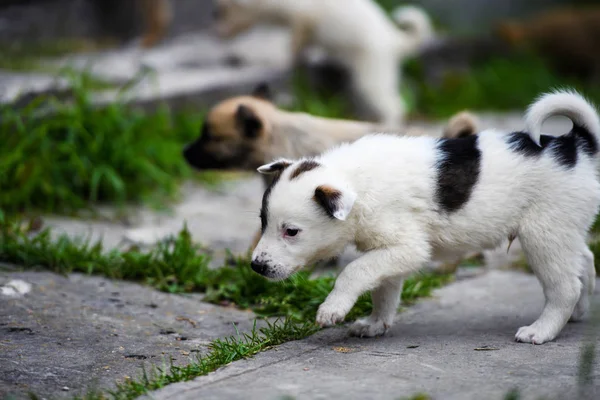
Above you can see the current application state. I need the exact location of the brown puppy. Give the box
[495,7,600,81]
[184,84,479,251]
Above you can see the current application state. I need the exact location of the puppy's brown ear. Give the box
[251,82,272,101]
[313,185,357,221]
[257,159,293,175]
[235,104,263,139]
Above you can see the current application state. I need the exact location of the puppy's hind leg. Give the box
[570,245,596,322]
[349,277,403,337]
[350,54,405,126]
[515,227,584,344]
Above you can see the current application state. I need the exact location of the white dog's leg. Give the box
[350,53,405,126]
[571,246,596,322]
[349,277,404,337]
[316,244,427,327]
[515,228,584,344]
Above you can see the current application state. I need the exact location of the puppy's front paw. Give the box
[515,324,555,345]
[349,317,390,338]
[316,301,348,327]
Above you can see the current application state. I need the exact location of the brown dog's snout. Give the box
[251,260,269,276]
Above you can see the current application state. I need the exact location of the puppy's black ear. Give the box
[313,185,357,221]
[235,104,263,139]
[251,82,272,101]
[257,159,293,175]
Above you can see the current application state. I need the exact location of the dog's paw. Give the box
[349,317,389,338]
[316,301,349,327]
[515,324,555,345]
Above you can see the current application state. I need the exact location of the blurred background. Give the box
[2,3,600,398]
[1,0,599,116]
[2,0,600,252]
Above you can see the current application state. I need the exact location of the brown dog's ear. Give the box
[313,184,357,221]
[251,82,272,101]
[257,159,293,175]
[235,104,263,139]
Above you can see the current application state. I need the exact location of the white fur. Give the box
[217,0,435,126]
[253,90,600,344]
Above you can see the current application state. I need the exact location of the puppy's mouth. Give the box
[251,261,304,282]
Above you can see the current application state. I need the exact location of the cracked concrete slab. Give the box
[145,271,600,400]
[0,270,257,399]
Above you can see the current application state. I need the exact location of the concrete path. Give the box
[0,28,293,108]
[0,270,257,399]
[145,270,600,400]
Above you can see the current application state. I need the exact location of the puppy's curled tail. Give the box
[526,90,600,152]
[391,5,434,53]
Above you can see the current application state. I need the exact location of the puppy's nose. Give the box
[251,260,268,275]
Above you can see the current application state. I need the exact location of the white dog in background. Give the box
[251,90,600,345]
[213,0,435,126]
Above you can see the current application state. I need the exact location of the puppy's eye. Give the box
[285,228,299,237]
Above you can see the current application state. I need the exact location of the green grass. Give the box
[404,54,600,119]
[109,318,318,400]
[0,218,452,399]
[0,71,211,215]
[0,217,451,321]
[0,39,117,72]
[289,71,351,119]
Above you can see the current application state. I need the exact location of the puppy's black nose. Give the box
[251,260,268,275]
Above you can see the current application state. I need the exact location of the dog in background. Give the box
[495,7,600,82]
[212,0,435,126]
[138,0,173,48]
[183,83,478,250]
[251,90,600,344]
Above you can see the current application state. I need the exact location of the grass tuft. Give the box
[110,318,317,399]
[404,54,600,119]
[0,219,452,320]
[0,71,206,215]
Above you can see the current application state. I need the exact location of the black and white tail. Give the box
[525,90,600,154]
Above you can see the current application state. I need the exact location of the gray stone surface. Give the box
[0,27,292,108]
[145,271,600,400]
[0,270,257,399]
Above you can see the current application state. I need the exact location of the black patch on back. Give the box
[551,133,577,168]
[507,122,598,169]
[436,135,481,213]
[506,132,552,157]
[456,129,474,139]
[573,123,598,156]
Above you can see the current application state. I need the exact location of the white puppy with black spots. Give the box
[251,90,600,344]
